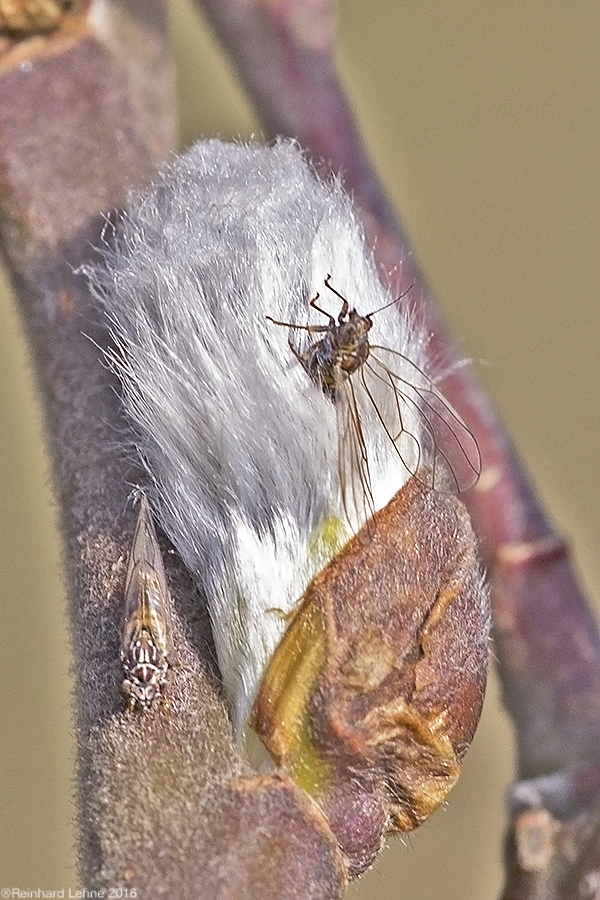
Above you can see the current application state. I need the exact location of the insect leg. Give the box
[265,315,329,334]
[309,290,337,326]
[323,275,350,322]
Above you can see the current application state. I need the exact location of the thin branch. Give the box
[5,0,598,896]
[0,4,346,897]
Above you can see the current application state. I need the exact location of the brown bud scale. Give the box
[253,476,490,876]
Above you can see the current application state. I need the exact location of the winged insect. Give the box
[121,493,173,710]
[267,275,481,525]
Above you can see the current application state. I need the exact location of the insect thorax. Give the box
[336,318,371,377]
[304,315,372,397]
[122,629,169,708]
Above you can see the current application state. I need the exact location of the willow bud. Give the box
[253,476,489,876]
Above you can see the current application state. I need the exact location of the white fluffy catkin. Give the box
[88,138,428,734]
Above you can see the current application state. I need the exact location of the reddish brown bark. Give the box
[3,0,598,896]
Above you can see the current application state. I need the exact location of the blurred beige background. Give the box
[1,1,599,897]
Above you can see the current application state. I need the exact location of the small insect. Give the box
[267,275,481,523]
[121,493,173,710]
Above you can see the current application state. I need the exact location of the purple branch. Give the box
[0,4,347,897]
[4,0,598,896]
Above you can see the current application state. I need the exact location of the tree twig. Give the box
[0,3,346,897]
[4,0,599,896]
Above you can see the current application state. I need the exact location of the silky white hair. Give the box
[88,138,427,733]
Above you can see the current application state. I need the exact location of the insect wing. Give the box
[336,374,377,527]
[363,345,482,493]
[121,495,173,708]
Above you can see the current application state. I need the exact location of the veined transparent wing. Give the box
[357,343,481,493]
